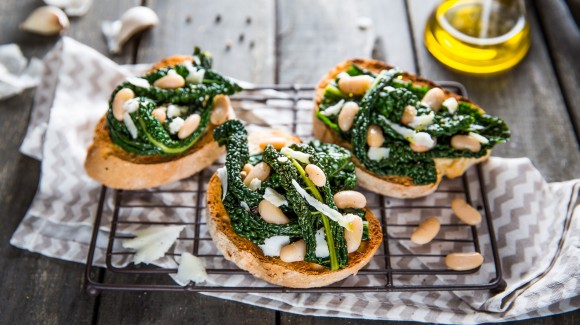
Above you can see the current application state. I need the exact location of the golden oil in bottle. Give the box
[424,0,531,75]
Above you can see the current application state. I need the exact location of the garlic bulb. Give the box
[44,0,93,17]
[102,6,159,54]
[20,6,70,36]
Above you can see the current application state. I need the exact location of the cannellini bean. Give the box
[280,240,306,262]
[401,105,417,125]
[410,217,441,245]
[240,171,247,179]
[445,252,484,271]
[152,108,166,123]
[410,142,432,153]
[242,163,253,175]
[153,70,185,89]
[258,200,290,224]
[451,135,481,152]
[258,137,290,151]
[243,162,270,187]
[366,124,385,147]
[178,114,201,139]
[112,88,135,121]
[338,75,374,95]
[334,191,367,209]
[421,88,445,112]
[338,101,360,132]
[305,164,326,187]
[345,215,364,253]
[210,95,231,125]
[451,198,482,225]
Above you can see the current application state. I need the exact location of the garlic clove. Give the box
[44,0,93,17]
[20,6,70,36]
[102,6,159,54]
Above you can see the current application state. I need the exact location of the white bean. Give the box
[112,88,135,121]
[421,87,445,112]
[334,191,367,209]
[305,164,326,187]
[410,217,441,245]
[211,95,232,125]
[152,108,166,123]
[345,215,364,253]
[445,252,484,271]
[451,198,482,225]
[366,124,385,147]
[258,200,290,224]
[338,75,373,95]
[338,101,360,132]
[243,162,270,187]
[280,240,306,262]
[178,114,201,139]
[153,71,185,89]
[401,105,417,125]
[258,137,291,151]
[451,135,481,152]
[242,163,253,175]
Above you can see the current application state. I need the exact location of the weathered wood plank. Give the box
[138,0,276,83]
[277,0,416,84]
[532,0,580,142]
[406,0,580,182]
[0,0,138,324]
[96,1,278,323]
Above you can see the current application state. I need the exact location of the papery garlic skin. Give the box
[44,0,93,17]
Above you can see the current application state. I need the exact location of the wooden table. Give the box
[1,0,578,324]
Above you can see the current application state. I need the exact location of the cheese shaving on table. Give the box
[280,147,311,164]
[291,179,356,231]
[263,187,287,207]
[122,225,185,264]
[258,235,290,256]
[216,166,227,200]
[171,252,207,286]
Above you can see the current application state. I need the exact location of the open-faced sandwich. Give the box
[206,120,382,288]
[85,48,241,189]
[313,59,510,198]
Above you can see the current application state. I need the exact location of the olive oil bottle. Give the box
[424,0,531,75]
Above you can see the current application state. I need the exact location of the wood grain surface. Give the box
[0,0,578,324]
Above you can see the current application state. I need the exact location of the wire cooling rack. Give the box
[85,83,506,295]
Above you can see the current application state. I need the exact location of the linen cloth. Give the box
[11,37,579,324]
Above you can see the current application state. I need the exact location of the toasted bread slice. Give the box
[206,175,383,288]
[84,55,234,190]
[313,59,490,198]
[206,130,383,288]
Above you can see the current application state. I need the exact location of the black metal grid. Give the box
[85,83,506,295]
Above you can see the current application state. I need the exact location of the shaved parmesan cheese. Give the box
[122,225,185,264]
[183,60,205,84]
[216,166,227,200]
[337,72,350,79]
[315,228,330,258]
[258,235,290,256]
[172,252,207,286]
[123,112,138,139]
[167,104,182,118]
[249,178,262,191]
[277,156,289,163]
[469,132,489,144]
[442,97,458,114]
[169,117,184,134]
[280,147,310,164]
[384,86,395,92]
[408,111,435,129]
[123,98,140,113]
[291,179,356,231]
[368,147,390,161]
[381,116,435,149]
[127,76,150,89]
[320,99,345,117]
[240,201,250,211]
[263,187,287,207]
